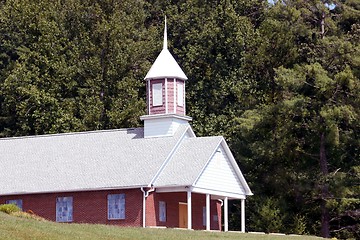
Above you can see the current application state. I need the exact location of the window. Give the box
[6,199,23,210]
[56,197,73,222]
[152,83,163,106]
[159,201,166,222]
[177,83,183,106]
[202,206,206,226]
[108,194,125,220]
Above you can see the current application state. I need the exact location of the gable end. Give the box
[193,139,252,197]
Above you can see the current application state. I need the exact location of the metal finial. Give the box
[163,16,167,49]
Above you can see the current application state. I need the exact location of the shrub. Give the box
[0,204,21,214]
[251,197,285,233]
[292,214,308,235]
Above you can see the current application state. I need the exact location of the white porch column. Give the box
[241,199,245,233]
[224,197,228,232]
[206,194,210,230]
[165,78,168,114]
[187,190,192,229]
[174,78,176,113]
[147,80,151,115]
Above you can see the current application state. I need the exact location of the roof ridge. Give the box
[0,127,143,141]
[187,135,223,139]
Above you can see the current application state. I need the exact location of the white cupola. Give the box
[141,17,192,138]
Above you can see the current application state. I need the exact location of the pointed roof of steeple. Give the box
[144,17,188,80]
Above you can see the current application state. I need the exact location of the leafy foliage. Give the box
[0,204,21,214]
[251,197,285,233]
[0,0,359,238]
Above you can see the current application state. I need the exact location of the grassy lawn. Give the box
[0,212,324,240]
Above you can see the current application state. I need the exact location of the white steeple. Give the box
[144,17,187,80]
[141,17,191,138]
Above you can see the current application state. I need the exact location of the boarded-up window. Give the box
[108,194,125,220]
[159,201,166,222]
[56,197,73,222]
[177,83,183,106]
[202,206,206,226]
[6,199,23,210]
[152,83,163,106]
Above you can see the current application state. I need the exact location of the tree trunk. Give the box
[320,132,330,238]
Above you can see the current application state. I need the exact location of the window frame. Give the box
[202,206,206,226]
[6,199,23,210]
[159,201,166,222]
[56,196,73,223]
[177,83,184,107]
[152,83,163,106]
[107,194,125,220]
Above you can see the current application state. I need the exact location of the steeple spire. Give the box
[163,16,167,50]
[141,16,191,138]
[144,17,187,81]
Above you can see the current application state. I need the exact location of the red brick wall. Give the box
[0,189,143,226]
[215,201,222,230]
[147,192,222,230]
[145,190,157,227]
[0,189,222,230]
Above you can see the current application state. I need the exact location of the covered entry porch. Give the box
[146,136,253,231]
[152,186,247,232]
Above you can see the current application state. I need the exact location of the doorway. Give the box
[178,202,187,228]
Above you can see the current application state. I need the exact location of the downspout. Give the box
[140,187,155,228]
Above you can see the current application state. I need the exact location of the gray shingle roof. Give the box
[0,126,188,195]
[1,124,252,197]
[153,136,223,187]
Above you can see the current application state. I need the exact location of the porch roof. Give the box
[153,136,222,187]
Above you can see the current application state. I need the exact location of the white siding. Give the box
[194,145,245,195]
[144,118,189,138]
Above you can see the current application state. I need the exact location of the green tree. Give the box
[233,0,359,238]
[0,0,154,137]
[1,1,358,238]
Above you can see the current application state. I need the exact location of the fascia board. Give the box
[155,186,188,193]
[192,186,246,199]
[0,185,148,197]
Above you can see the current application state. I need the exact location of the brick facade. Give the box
[0,189,221,230]
[0,189,142,226]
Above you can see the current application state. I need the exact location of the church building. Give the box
[0,20,252,232]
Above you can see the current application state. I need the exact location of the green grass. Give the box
[0,212,324,240]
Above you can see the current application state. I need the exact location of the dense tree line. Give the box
[0,0,359,238]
